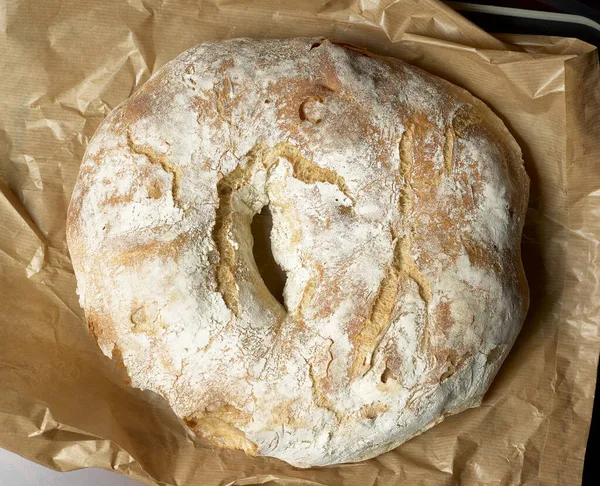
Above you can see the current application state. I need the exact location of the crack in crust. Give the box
[212,142,353,316]
[350,235,432,378]
[213,145,266,316]
[443,126,455,176]
[350,124,434,378]
[406,124,455,189]
[127,132,183,208]
[306,358,344,422]
[398,124,433,355]
[271,142,354,203]
[398,124,415,213]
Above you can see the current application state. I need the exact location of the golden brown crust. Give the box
[67,38,529,467]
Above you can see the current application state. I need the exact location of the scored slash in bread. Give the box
[67,38,529,467]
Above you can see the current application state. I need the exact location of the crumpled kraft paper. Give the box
[1,1,599,485]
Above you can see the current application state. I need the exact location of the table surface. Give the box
[0,448,142,486]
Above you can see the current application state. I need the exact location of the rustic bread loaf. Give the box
[67,38,529,467]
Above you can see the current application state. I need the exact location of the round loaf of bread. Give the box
[67,38,529,467]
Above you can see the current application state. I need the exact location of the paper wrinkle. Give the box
[52,34,152,117]
[1,0,599,485]
[0,181,48,269]
[8,154,44,191]
[495,66,565,105]
[315,0,381,26]
[40,282,83,322]
[26,245,46,278]
[126,0,161,18]
[400,33,479,52]
[9,398,99,445]
[531,68,566,100]
[376,0,507,49]
[227,475,330,486]
[26,406,104,444]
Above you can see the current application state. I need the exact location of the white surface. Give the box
[0,448,143,485]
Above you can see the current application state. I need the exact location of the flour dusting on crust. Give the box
[67,38,529,467]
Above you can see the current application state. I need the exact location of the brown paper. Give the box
[1,1,599,485]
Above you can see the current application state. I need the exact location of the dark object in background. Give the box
[447,1,600,47]
[585,361,599,485]
[444,1,600,484]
